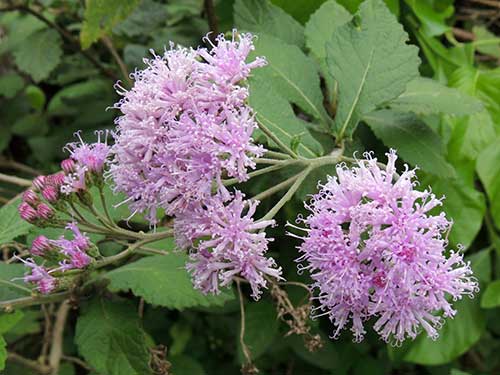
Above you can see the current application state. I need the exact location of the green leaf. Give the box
[421,176,485,249]
[0,13,46,56]
[481,280,500,309]
[80,0,141,49]
[114,0,167,37]
[389,78,483,116]
[252,34,330,127]
[0,336,6,371]
[467,248,492,284]
[0,199,33,245]
[0,73,24,99]
[305,1,351,64]
[326,0,420,138]
[477,139,500,228]
[13,29,62,82]
[0,262,32,302]
[473,26,500,58]
[24,85,46,111]
[402,297,485,365]
[364,110,455,178]
[11,114,49,137]
[404,0,453,36]
[237,301,279,363]
[270,0,327,24]
[75,296,152,375]
[234,0,304,48]
[304,0,351,100]
[105,254,234,309]
[249,76,323,158]
[447,111,496,164]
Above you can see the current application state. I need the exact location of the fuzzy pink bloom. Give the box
[52,222,92,270]
[109,31,266,224]
[292,150,478,344]
[18,202,38,223]
[65,131,110,173]
[16,257,57,294]
[31,235,53,256]
[36,203,54,220]
[175,191,281,299]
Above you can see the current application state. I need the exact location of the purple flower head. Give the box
[293,150,478,344]
[51,222,92,270]
[22,189,39,205]
[175,191,281,299]
[61,165,87,195]
[16,257,57,294]
[37,203,54,220]
[65,131,110,173]
[42,185,59,203]
[18,202,38,223]
[109,31,265,224]
[31,235,53,256]
[32,175,46,191]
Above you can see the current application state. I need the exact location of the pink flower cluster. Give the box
[175,191,281,299]
[109,32,266,224]
[17,223,94,294]
[293,150,478,344]
[18,174,63,223]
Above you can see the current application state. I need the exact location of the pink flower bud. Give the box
[31,235,52,256]
[32,175,46,191]
[18,202,38,223]
[61,158,76,174]
[41,186,59,203]
[22,189,39,205]
[46,172,65,188]
[37,203,54,220]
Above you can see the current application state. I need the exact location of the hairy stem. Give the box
[49,300,71,375]
[0,172,32,187]
[257,120,299,159]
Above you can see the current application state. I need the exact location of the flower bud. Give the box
[18,202,38,223]
[37,203,54,220]
[32,175,46,191]
[61,158,76,173]
[42,186,59,203]
[31,235,53,256]
[46,172,65,188]
[22,189,39,205]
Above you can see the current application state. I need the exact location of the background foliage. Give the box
[0,0,499,374]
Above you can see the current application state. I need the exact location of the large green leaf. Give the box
[0,73,24,99]
[270,0,327,24]
[251,34,330,128]
[304,0,351,102]
[0,262,31,302]
[105,254,234,309]
[421,177,485,249]
[364,110,455,178]
[402,297,485,365]
[234,0,304,48]
[305,0,351,64]
[13,29,62,82]
[237,301,279,363]
[388,78,483,116]
[80,0,141,49]
[113,0,167,37]
[249,76,323,158]
[477,139,500,228]
[481,280,500,309]
[75,297,152,375]
[0,199,33,245]
[326,0,420,138]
